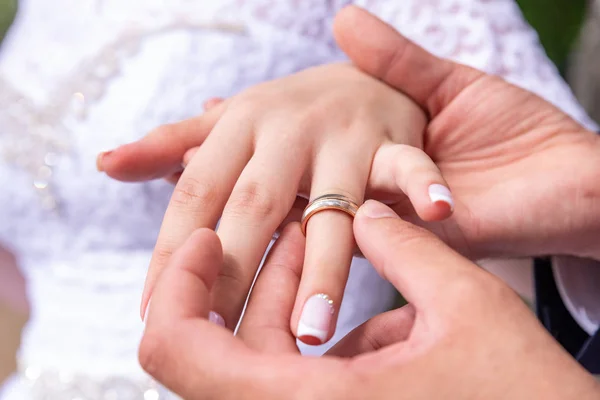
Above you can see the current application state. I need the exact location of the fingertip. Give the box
[333,6,369,54]
[353,200,400,249]
[296,293,335,345]
[333,5,361,32]
[100,143,151,181]
[203,97,225,111]
[356,199,399,220]
[96,151,112,172]
[414,185,455,221]
[182,147,200,168]
[185,228,223,268]
[208,311,226,327]
[428,184,454,212]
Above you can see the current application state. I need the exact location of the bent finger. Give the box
[370,143,454,221]
[353,200,482,310]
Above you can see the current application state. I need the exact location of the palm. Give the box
[394,76,594,259]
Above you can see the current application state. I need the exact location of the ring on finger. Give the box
[300,194,360,236]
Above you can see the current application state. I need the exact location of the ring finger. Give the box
[291,147,371,345]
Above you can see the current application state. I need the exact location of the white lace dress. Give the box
[0,1,596,399]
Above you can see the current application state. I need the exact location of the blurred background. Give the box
[0,0,599,389]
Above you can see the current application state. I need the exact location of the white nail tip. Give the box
[143,298,151,324]
[297,322,328,344]
[296,294,334,344]
[209,311,226,327]
[428,184,454,211]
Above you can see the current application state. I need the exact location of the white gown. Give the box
[0,1,595,399]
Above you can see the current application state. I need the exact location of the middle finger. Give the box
[212,138,308,328]
[141,115,254,318]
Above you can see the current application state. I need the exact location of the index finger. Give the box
[100,101,227,181]
[353,201,488,310]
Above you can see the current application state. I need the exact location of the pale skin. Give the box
[102,0,600,347]
[104,6,600,397]
[99,62,455,344]
[141,200,600,400]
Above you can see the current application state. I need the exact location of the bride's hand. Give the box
[99,63,454,344]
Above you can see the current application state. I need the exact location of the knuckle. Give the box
[225,181,282,220]
[217,260,250,293]
[152,245,174,268]
[386,220,432,247]
[171,177,221,209]
[392,143,421,160]
[446,270,513,309]
[301,96,354,132]
[230,87,268,113]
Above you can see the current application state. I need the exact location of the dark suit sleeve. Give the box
[534,260,600,373]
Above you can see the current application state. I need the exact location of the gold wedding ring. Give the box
[300,194,360,235]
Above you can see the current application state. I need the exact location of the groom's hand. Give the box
[334,6,600,261]
[140,202,599,400]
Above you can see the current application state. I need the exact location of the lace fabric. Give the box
[0,1,595,399]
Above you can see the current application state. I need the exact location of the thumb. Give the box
[353,200,478,309]
[326,305,416,357]
[333,6,483,117]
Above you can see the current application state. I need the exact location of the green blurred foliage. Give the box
[0,0,17,44]
[516,0,587,72]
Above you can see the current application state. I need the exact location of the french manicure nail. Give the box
[209,311,226,327]
[360,200,399,219]
[143,297,152,323]
[297,294,335,345]
[96,151,112,172]
[428,184,454,211]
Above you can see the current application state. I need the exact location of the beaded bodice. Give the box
[0,1,595,399]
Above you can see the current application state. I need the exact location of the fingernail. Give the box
[209,311,226,327]
[360,200,399,219]
[96,151,112,172]
[143,297,152,323]
[297,294,335,345]
[428,184,454,211]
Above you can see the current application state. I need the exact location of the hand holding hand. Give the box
[141,201,600,400]
[333,6,600,260]
[101,63,454,344]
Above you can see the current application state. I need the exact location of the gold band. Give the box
[300,194,360,235]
